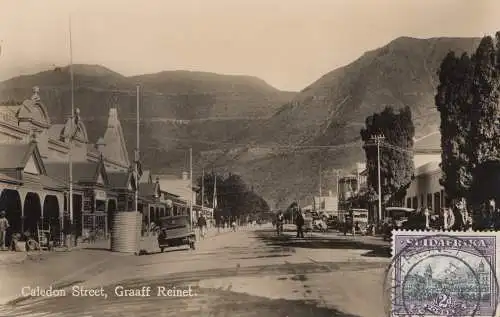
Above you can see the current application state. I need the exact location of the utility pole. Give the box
[68,15,75,247]
[371,134,385,223]
[201,168,205,218]
[135,85,140,214]
[319,163,322,199]
[332,169,342,213]
[189,148,193,225]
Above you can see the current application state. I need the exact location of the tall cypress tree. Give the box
[437,34,500,223]
[436,52,474,202]
[470,36,500,164]
[360,106,415,205]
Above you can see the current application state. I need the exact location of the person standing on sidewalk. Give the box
[295,208,305,238]
[0,210,10,250]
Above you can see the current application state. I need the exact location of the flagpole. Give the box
[189,148,193,224]
[68,15,75,247]
[135,85,140,214]
[201,168,204,217]
[213,174,217,219]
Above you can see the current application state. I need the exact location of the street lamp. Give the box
[370,134,385,223]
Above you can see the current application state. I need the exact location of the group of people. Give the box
[275,208,306,238]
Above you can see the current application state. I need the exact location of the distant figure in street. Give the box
[295,208,305,238]
[275,211,284,235]
[0,210,9,250]
[197,214,207,239]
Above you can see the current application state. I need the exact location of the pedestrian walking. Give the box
[295,208,305,238]
[197,214,207,239]
[275,211,284,235]
[0,210,10,251]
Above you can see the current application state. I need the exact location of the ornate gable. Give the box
[101,108,130,167]
[23,142,46,176]
[61,109,88,144]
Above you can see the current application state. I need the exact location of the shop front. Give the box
[45,157,116,241]
[139,179,162,231]
[0,141,75,247]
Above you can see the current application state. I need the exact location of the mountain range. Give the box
[0,36,483,208]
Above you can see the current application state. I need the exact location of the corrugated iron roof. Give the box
[45,161,102,184]
[414,161,440,176]
[108,171,131,189]
[0,143,31,169]
[157,176,192,201]
[0,173,21,184]
[139,182,159,199]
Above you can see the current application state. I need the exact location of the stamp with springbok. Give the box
[387,231,499,317]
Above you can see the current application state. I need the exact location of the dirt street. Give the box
[0,227,391,317]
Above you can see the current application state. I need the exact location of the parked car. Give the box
[157,215,196,252]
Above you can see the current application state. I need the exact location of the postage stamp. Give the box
[389,231,499,317]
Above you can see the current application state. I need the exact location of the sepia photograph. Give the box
[0,0,500,316]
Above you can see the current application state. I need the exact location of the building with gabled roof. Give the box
[0,85,196,244]
[0,138,68,239]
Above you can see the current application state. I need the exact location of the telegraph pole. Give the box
[135,85,140,214]
[189,148,193,223]
[371,134,385,223]
[68,15,75,247]
[319,163,322,199]
[332,169,342,212]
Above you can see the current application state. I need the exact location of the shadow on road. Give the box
[254,230,391,258]
[238,254,292,260]
[80,247,111,251]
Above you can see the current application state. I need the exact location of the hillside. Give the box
[193,37,483,207]
[0,66,295,121]
[0,36,484,208]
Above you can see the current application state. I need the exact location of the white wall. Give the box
[414,153,441,168]
[405,166,445,213]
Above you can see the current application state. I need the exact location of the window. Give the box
[95,199,106,212]
[434,192,441,214]
[427,194,433,209]
[412,197,418,209]
[406,198,411,208]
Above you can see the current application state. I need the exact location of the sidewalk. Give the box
[0,226,233,305]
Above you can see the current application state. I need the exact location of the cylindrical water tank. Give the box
[111,211,142,253]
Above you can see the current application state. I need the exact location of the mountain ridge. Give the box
[0,36,485,208]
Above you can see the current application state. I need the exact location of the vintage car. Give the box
[157,215,196,252]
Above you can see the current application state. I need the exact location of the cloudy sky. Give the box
[0,0,499,91]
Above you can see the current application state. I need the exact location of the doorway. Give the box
[23,192,42,237]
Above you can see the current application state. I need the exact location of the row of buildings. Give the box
[313,132,444,221]
[0,87,212,244]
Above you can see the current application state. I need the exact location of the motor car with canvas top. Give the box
[157,214,196,252]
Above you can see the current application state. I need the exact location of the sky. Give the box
[0,0,499,91]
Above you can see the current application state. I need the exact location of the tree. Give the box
[360,106,415,205]
[436,33,500,229]
[470,36,500,165]
[436,35,500,212]
[196,171,269,220]
[435,51,474,202]
[195,171,224,208]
